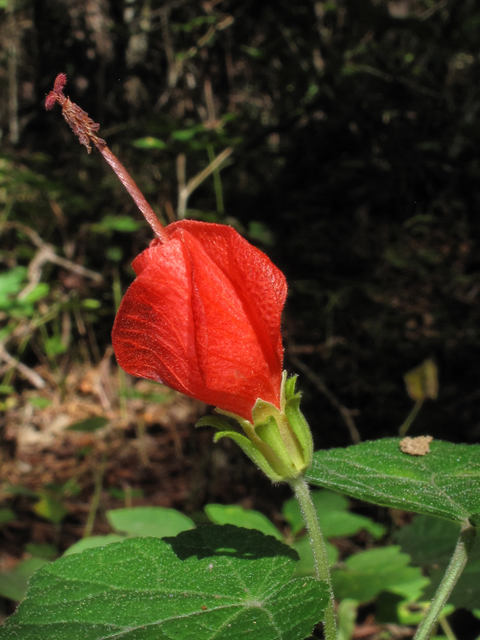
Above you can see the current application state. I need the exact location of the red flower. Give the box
[112,220,287,421]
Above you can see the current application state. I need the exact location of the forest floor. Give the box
[0,352,300,610]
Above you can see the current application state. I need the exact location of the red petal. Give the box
[112,222,286,420]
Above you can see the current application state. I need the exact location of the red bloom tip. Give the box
[112,221,287,421]
[45,72,104,153]
[54,73,67,93]
[45,92,58,110]
[45,73,67,110]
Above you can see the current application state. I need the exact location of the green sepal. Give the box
[196,415,242,434]
[285,391,314,467]
[255,415,300,474]
[197,372,314,482]
[284,374,298,403]
[213,430,283,482]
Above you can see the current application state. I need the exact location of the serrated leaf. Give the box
[205,504,283,540]
[397,515,480,610]
[332,546,429,603]
[106,506,195,538]
[0,526,328,640]
[283,490,385,540]
[306,439,480,522]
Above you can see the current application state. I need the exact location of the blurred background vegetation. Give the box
[1,0,480,634]
[3,0,480,446]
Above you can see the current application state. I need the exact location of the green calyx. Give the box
[196,372,313,482]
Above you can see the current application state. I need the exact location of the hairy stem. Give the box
[289,476,337,640]
[413,521,476,640]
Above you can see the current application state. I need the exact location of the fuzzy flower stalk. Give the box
[45,73,313,483]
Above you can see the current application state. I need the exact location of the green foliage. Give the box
[331,546,429,604]
[205,504,283,540]
[306,439,480,522]
[132,137,167,150]
[0,509,15,526]
[32,494,68,524]
[90,215,143,235]
[0,527,328,640]
[283,490,385,540]
[106,507,195,539]
[0,267,49,318]
[397,515,480,610]
[0,559,50,603]
[63,535,127,557]
[66,416,109,432]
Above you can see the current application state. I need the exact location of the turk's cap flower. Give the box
[45,74,314,482]
[198,373,314,482]
[112,219,287,422]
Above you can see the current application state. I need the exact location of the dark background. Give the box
[2,0,480,450]
[2,2,480,635]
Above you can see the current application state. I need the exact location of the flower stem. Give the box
[289,476,337,640]
[413,521,476,640]
[45,73,169,243]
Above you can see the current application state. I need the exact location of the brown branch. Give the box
[5,222,103,299]
[0,344,46,389]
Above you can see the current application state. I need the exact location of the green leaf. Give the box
[0,509,15,526]
[404,359,438,401]
[337,599,358,640]
[397,515,480,610]
[91,215,143,234]
[106,506,195,538]
[81,298,101,309]
[132,137,167,150]
[32,495,68,524]
[0,267,27,308]
[291,535,339,576]
[172,127,202,141]
[205,504,283,540]
[306,439,480,522]
[22,283,49,305]
[332,546,429,603]
[25,544,58,560]
[0,385,15,395]
[63,535,126,556]
[0,526,328,639]
[106,246,123,262]
[28,397,51,410]
[0,558,50,602]
[43,335,67,357]
[283,490,386,540]
[66,416,109,432]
